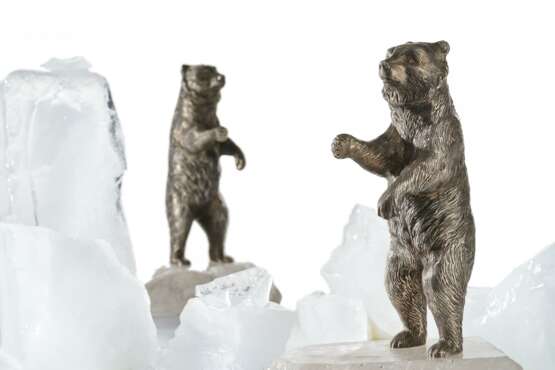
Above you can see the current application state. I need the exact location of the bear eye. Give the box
[198,72,211,81]
[406,52,419,65]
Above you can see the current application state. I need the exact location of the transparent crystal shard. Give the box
[465,244,555,370]
[0,87,9,221]
[0,58,135,272]
[321,205,401,338]
[0,350,21,370]
[195,267,273,307]
[0,224,157,370]
[286,292,368,350]
[158,268,296,370]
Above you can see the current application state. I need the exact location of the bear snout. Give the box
[216,74,225,86]
[379,61,390,80]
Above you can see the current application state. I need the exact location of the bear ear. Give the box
[181,64,190,76]
[434,41,450,55]
[386,47,395,58]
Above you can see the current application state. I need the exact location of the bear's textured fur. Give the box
[332,41,475,358]
[166,65,245,267]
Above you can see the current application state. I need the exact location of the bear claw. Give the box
[331,134,352,159]
[390,330,426,349]
[221,255,234,263]
[427,340,461,358]
[171,257,191,267]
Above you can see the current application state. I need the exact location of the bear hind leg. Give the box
[424,243,473,358]
[167,190,194,267]
[198,194,233,263]
[386,245,427,349]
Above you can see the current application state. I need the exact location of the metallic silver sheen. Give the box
[332,41,475,358]
[166,65,245,267]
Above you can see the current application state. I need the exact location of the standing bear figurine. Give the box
[167,65,245,267]
[332,41,475,358]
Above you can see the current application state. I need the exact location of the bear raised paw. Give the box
[332,41,475,358]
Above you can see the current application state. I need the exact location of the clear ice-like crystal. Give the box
[0,58,135,272]
[0,350,21,370]
[321,205,401,338]
[464,244,555,370]
[0,224,157,370]
[195,266,273,308]
[286,292,368,350]
[158,268,296,370]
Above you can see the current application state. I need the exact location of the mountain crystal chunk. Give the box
[286,292,368,350]
[321,205,400,338]
[0,58,135,272]
[195,266,274,307]
[0,224,156,370]
[464,244,555,370]
[158,268,295,370]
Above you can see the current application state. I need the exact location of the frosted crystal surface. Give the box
[286,292,368,350]
[0,224,157,370]
[158,268,295,370]
[0,58,135,272]
[0,350,21,370]
[322,205,553,370]
[321,205,401,338]
[195,266,273,307]
[464,244,555,370]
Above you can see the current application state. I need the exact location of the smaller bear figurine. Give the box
[166,65,245,267]
[332,41,475,358]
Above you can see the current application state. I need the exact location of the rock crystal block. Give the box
[158,267,295,370]
[148,262,282,319]
[0,224,157,370]
[286,292,368,350]
[270,337,522,370]
[465,243,555,370]
[321,205,401,338]
[196,265,274,307]
[0,350,21,370]
[0,58,135,272]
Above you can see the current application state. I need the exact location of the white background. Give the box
[1,0,554,308]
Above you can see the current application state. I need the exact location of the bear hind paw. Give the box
[427,339,462,358]
[390,330,426,349]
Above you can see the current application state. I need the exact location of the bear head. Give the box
[379,41,449,106]
[182,64,226,98]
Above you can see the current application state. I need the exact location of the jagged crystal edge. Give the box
[0,60,135,273]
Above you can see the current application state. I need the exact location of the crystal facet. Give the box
[158,268,295,370]
[286,291,368,350]
[321,205,401,338]
[0,59,135,272]
[0,224,156,370]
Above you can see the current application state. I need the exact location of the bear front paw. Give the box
[235,153,246,170]
[378,190,396,220]
[331,134,353,159]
